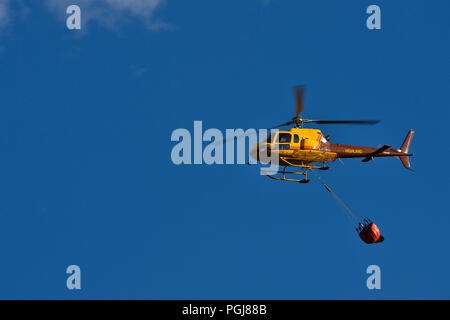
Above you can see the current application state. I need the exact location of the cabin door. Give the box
[291,133,301,150]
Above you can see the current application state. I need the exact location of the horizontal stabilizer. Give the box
[362,145,391,162]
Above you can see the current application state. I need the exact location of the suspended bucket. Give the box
[356,218,384,244]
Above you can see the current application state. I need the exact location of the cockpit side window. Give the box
[293,134,300,143]
[278,133,292,143]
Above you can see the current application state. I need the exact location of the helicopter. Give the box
[250,85,415,183]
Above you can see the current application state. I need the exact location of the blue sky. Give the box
[0,0,449,299]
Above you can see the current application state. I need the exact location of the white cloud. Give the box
[0,0,11,30]
[43,0,168,31]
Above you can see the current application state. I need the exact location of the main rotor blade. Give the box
[304,120,380,125]
[271,120,295,129]
[293,85,306,118]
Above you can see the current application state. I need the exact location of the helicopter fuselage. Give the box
[250,127,413,167]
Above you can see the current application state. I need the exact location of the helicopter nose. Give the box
[250,144,259,161]
[250,143,270,163]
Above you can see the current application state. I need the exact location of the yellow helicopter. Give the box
[250,85,414,183]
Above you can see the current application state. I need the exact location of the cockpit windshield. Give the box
[266,133,275,143]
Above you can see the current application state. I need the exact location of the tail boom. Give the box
[324,129,414,169]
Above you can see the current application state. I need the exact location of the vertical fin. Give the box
[399,155,411,169]
[398,130,414,170]
[400,129,414,153]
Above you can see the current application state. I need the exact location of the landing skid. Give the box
[261,163,330,183]
[261,167,311,183]
[265,174,311,183]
